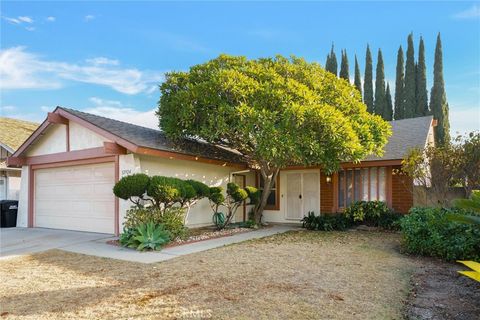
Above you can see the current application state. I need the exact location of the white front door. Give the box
[286,171,320,220]
[0,176,6,200]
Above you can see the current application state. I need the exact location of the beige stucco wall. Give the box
[138,154,239,227]
[16,166,29,227]
[26,124,67,156]
[69,121,110,151]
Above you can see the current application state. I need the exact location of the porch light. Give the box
[326,175,332,183]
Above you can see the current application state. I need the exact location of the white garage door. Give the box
[34,162,115,234]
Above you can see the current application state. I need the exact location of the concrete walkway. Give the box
[63,225,298,263]
[1,225,298,264]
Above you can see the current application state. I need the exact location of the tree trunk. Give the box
[254,167,280,224]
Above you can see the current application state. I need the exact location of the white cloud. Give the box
[86,57,119,66]
[25,26,35,32]
[0,105,16,112]
[450,106,480,136]
[0,46,164,94]
[84,15,95,22]
[18,16,33,23]
[85,97,158,129]
[3,17,21,24]
[46,16,55,22]
[453,4,480,19]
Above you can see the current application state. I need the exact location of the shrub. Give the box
[344,201,394,227]
[161,207,188,240]
[301,212,353,231]
[119,222,171,251]
[113,173,150,206]
[245,186,260,205]
[123,206,188,240]
[186,179,210,199]
[123,207,163,229]
[400,207,480,261]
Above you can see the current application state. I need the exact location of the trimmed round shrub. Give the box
[400,207,480,261]
[186,179,210,198]
[245,186,260,205]
[208,187,225,205]
[227,182,248,202]
[113,173,150,201]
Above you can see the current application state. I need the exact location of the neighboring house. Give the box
[7,107,435,235]
[0,117,39,201]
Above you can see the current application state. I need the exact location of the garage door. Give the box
[34,162,115,234]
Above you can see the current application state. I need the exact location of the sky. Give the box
[1,1,479,135]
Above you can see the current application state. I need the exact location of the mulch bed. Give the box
[106,227,252,249]
[404,258,480,320]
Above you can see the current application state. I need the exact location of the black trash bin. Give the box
[0,200,19,228]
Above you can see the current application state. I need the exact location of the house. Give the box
[0,117,39,201]
[7,107,435,235]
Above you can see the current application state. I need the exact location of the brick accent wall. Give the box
[391,165,413,213]
[320,172,334,213]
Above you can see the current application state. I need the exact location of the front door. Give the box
[286,171,320,220]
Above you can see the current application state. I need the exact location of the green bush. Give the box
[301,212,353,231]
[123,206,188,240]
[400,207,480,261]
[119,222,171,251]
[186,179,210,199]
[161,207,188,240]
[113,173,150,205]
[344,201,398,228]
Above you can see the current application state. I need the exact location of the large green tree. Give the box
[385,83,394,121]
[374,49,387,117]
[394,46,405,120]
[339,49,350,82]
[363,45,374,113]
[430,33,450,145]
[404,33,416,118]
[325,44,338,76]
[416,36,429,116]
[158,55,391,223]
[354,55,362,97]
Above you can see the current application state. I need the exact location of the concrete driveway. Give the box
[0,227,112,258]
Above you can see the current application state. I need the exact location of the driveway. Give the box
[0,227,111,258]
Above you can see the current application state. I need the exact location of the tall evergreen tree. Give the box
[363,45,374,113]
[354,55,362,97]
[404,33,416,118]
[374,49,387,117]
[429,33,450,145]
[325,44,338,76]
[385,83,394,121]
[339,49,350,82]
[394,46,405,119]
[415,36,429,116]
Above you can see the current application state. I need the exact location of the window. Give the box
[337,167,388,208]
[258,174,280,210]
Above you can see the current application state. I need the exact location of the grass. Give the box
[0,231,419,319]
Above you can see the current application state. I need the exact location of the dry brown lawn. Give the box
[0,231,419,319]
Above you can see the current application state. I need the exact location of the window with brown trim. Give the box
[338,166,387,208]
[258,174,280,210]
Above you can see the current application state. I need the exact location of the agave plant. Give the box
[120,222,171,251]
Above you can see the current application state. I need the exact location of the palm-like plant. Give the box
[121,222,171,251]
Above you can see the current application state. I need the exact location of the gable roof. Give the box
[365,115,434,161]
[0,117,39,152]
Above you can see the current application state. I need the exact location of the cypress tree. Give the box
[416,36,429,116]
[404,33,416,118]
[374,49,387,117]
[385,83,394,121]
[325,44,338,76]
[430,33,450,145]
[394,46,405,120]
[339,49,350,82]
[363,45,374,113]
[354,55,362,97]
